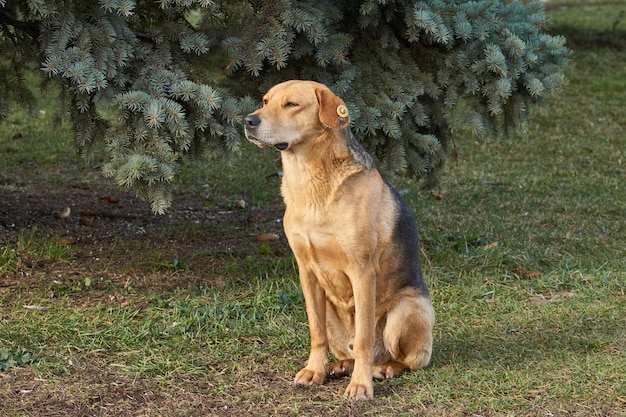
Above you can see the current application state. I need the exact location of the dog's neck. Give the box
[280,129,372,207]
[344,128,375,169]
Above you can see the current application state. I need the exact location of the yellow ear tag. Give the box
[336,105,349,118]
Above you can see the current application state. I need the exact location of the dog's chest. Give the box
[287,226,355,307]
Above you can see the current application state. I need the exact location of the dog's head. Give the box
[244,80,350,151]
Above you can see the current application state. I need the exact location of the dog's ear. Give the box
[316,88,350,129]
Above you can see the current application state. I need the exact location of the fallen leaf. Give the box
[101,195,120,204]
[257,233,279,242]
[515,267,542,278]
[482,242,499,250]
[430,191,444,200]
[55,207,71,219]
[247,212,262,223]
[56,236,73,246]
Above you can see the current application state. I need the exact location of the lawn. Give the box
[1,1,625,416]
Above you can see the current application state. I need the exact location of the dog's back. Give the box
[343,127,429,297]
[388,185,431,295]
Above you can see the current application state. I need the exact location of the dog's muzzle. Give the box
[244,114,289,151]
[245,114,261,129]
[244,114,260,139]
[244,114,263,145]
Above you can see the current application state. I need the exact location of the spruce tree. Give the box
[0,0,569,213]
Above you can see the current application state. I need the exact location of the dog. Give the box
[244,80,434,400]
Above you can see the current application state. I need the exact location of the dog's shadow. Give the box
[431,318,610,370]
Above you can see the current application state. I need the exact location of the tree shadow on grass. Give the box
[432,316,618,369]
[553,25,626,51]
[547,0,626,52]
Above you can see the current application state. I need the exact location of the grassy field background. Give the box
[1,1,625,416]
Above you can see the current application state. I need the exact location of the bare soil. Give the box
[0,166,289,288]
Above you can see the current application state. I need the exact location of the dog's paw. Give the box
[344,380,373,400]
[372,361,406,379]
[372,365,396,380]
[329,359,354,378]
[294,368,325,386]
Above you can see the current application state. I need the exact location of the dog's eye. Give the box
[285,102,299,108]
[263,98,269,106]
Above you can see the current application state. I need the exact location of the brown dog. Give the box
[244,80,434,400]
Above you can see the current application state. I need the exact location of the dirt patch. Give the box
[0,363,263,417]
[0,168,289,288]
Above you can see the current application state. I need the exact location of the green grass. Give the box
[1,2,626,416]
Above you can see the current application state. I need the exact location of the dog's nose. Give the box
[245,114,260,128]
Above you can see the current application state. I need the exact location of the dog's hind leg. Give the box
[325,301,358,378]
[377,294,434,378]
[372,360,408,379]
[329,358,354,378]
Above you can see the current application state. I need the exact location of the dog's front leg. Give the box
[345,272,376,400]
[294,269,328,386]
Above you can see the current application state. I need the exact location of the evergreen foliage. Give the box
[0,0,569,212]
